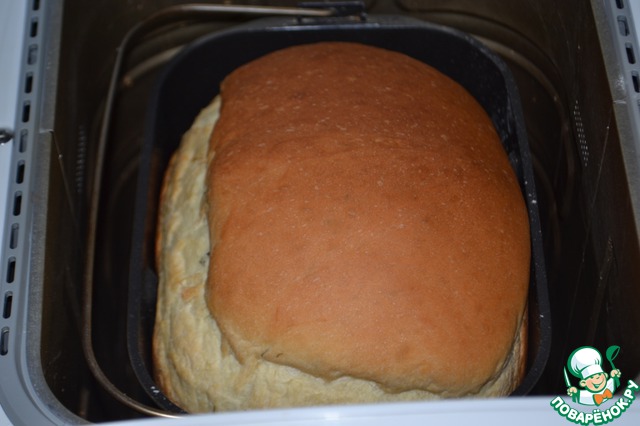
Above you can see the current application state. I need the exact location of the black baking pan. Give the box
[128,14,551,413]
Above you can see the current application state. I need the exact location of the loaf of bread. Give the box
[153,41,530,412]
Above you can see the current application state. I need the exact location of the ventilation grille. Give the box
[611,0,640,112]
[573,99,589,169]
[1,0,42,359]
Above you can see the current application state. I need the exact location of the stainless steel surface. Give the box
[0,0,27,282]
[0,1,26,130]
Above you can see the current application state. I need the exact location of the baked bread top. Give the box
[204,42,530,396]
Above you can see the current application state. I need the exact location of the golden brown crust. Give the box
[153,45,531,407]
[205,42,530,395]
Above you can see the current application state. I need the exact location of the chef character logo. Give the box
[565,346,621,406]
[550,345,640,425]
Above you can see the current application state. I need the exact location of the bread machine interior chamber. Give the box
[2,0,639,424]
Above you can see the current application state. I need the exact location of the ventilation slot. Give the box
[21,102,31,123]
[25,73,33,94]
[19,130,27,153]
[16,161,25,184]
[9,225,19,250]
[626,42,636,64]
[6,258,16,284]
[618,16,629,36]
[632,71,640,92]
[3,293,12,319]
[13,192,22,216]
[0,328,9,356]
[27,44,37,65]
[30,18,38,38]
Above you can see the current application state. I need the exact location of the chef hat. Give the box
[568,346,604,379]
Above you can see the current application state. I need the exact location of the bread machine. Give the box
[0,0,639,424]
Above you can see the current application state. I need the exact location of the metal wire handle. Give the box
[82,3,340,418]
